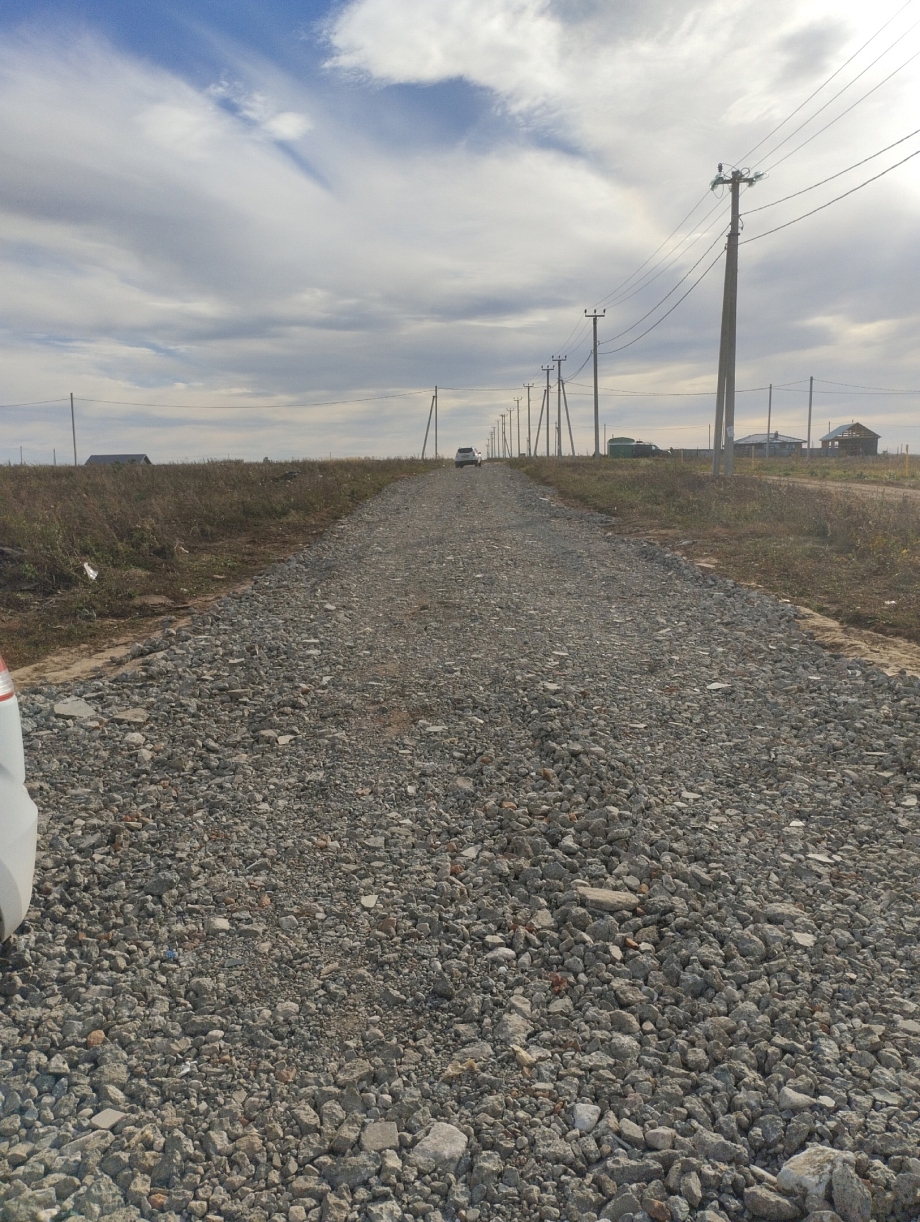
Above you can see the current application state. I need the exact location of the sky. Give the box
[2,0,920,462]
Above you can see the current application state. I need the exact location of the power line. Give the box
[75,391,430,410]
[598,226,729,350]
[601,199,730,311]
[761,45,920,175]
[597,249,725,357]
[754,14,920,171]
[745,125,920,214]
[814,378,920,393]
[735,0,916,164]
[741,146,920,244]
[565,379,807,397]
[0,397,70,409]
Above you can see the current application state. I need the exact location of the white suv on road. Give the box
[0,654,37,940]
[455,446,482,468]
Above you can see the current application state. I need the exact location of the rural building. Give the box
[734,432,804,458]
[84,454,152,465]
[820,423,880,457]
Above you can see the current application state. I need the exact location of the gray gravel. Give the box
[5,463,920,1222]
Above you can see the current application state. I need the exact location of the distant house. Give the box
[820,423,880,457]
[84,454,152,466]
[734,432,805,458]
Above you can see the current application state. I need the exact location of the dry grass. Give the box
[0,458,431,667]
[727,453,920,486]
[517,457,920,642]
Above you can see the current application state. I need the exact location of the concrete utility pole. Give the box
[765,384,772,459]
[421,388,437,458]
[586,310,605,458]
[542,364,553,456]
[514,397,522,457]
[710,165,761,476]
[806,375,814,461]
[553,356,566,457]
[70,392,77,466]
[523,383,533,456]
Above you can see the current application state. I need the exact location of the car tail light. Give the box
[0,654,14,701]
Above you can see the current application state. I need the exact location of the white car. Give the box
[0,654,37,940]
[455,446,482,468]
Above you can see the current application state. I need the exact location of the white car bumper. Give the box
[0,695,37,940]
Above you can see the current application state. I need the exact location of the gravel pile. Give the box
[4,463,920,1222]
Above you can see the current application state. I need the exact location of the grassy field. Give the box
[0,458,431,668]
[517,457,920,643]
[710,452,920,486]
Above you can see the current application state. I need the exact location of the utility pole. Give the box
[806,375,813,461]
[542,365,553,456]
[586,310,605,458]
[553,356,566,457]
[70,392,78,466]
[765,383,772,459]
[514,397,522,457]
[421,388,437,458]
[434,385,438,460]
[523,383,533,456]
[710,165,761,476]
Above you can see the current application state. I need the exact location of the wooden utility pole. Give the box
[585,310,605,458]
[553,356,566,457]
[523,383,533,456]
[710,166,760,476]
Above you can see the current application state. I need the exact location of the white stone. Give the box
[207,917,231,933]
[54,698,97,719]
[791,931,816,948]
[409,1122,468,1173]
[494,1010,533,1043]
[572,1103,601,1133]
[778,1086,815,1112]
[575,885,640,913]
[776,1146,855,1198]
[360,894,379,909]
[90,1108,126,1130]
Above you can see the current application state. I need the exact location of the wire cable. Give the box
[741,146,920,243]
[745,125,920,213]
[598,225,729,350]
[597,249,725,357]
[0,397,70,409]
[736,0,916,164]
[753,14,920,172]
[761,45,920,174]
[75,391,431,410]
[814,378,920,393]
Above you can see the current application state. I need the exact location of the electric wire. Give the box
[75,391,430,410]
[0,398,70,409]
[597,225,729,350]
[744,125,920,213]
[735,0,916,164]
[761,45,920,174]
[753,16,920,171]
[741,146,920,243]
[596,249,726,358]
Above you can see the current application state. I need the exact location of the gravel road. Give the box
[5,464,920,1222]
